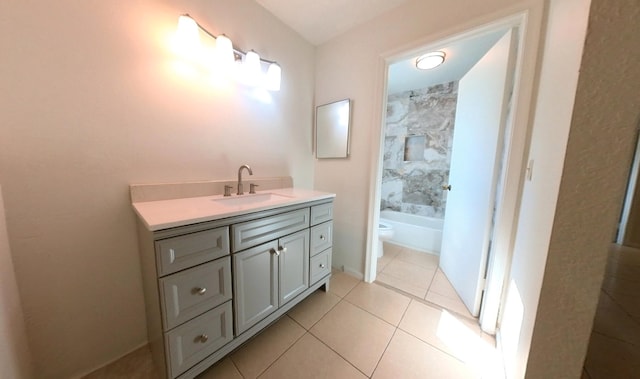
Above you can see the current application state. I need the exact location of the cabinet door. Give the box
[233,241,279,335]
[279,229,310,306]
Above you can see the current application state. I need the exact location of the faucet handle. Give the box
[249,183,259,194]
[224,185,233,197]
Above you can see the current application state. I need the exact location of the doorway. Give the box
[365,12,531,335]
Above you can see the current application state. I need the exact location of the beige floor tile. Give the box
[372,329,477,379]
[429,269,461,299]
[310,301,395,376]
[196,358,242,379]
[329,271,361,298]
[607,245,640,267]
[583,332,640,379]
[376,272,429,298]
[399,300,489,364]
[231,316,305,378]
[605,292,640,322]
[592,291,640,345]
[82,345,158,379]
[287,289,341,329]
[382,258,436,284]
[426,290,474,319]
[383,242,403,257]
[259,333,367,379]
[481,332,497,348]
[376,254,394,273]
[395,248,440,270]
[345,282,411,326]
[605,261,640,282]
[601,275,640,297]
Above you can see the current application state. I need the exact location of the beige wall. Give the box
[523,0,640,376]
[0,186,33,379]
[313,0,544,276]
[0,0,315,377]
[314,0,639,377]
[500,0,592,376]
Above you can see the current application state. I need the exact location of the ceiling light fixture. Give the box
[175,14,281,91]
[416,51,446,70]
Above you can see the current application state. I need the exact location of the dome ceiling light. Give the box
[416,51,446,70]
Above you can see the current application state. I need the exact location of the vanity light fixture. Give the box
[416,51,446,70]
[175,14,281,91]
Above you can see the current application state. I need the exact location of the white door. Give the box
[439,29,517,317]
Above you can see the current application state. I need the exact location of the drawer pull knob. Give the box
[320,235,326,240]
[320,263,326,268]
[193,287,207,295]
[199,334,208,343]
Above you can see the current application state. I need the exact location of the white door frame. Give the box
[364,11,533,334]
[617,132,640,245]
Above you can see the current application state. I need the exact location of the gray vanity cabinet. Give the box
[233,218,310,335]
[136,199,332,379]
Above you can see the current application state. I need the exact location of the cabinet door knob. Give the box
[320,235,326,240]
[279,246,287,253]
[193,287,207,295]
[198,334,208,343]
[271,248,280,256]
[319,263,326,268]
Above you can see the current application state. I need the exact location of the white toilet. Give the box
[378,221,395,258]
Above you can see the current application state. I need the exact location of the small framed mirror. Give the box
[315,99,352,159]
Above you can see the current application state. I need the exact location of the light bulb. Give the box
[266,63,281,91]
[243,50,263,87]
[175,15,200,55]
[214,34,234,68]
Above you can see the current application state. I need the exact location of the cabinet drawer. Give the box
[231,208,309,252]
[166,301,233,378]
[160,257,232,331]
[310,221,332,257]
[310,248,332,285]
[310,202,333,226]
[156,227,230,277]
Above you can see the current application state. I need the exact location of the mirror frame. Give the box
[315,99,352,159]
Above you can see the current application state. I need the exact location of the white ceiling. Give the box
[255,0,507,95]
[255,0,411,45]
[387,29,506,94]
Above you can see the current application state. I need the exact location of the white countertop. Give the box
[132,187,335,231]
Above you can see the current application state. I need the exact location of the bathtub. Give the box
[380,210,443,254]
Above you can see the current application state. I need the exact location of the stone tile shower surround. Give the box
[381,82,458,218]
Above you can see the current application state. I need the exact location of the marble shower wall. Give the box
[381,81,458,218]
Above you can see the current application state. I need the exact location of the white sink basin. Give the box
[211,193,293,207]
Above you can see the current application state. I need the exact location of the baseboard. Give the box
[71,341,149,379]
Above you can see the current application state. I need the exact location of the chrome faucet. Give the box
[237,164,253,195]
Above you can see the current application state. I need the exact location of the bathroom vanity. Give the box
[132,187,335,379]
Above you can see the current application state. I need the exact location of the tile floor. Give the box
[376,243,474,319]
[84,256,500,378]
[84,243,640,379]
[582,244,640,379]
